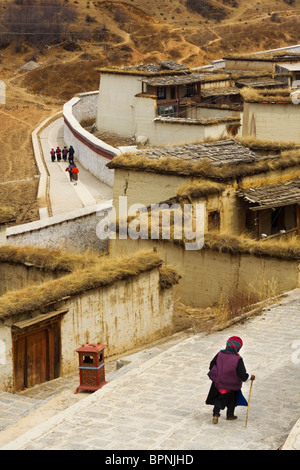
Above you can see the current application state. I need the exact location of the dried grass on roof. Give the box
[113,196,300,261]
[241,87,298,103]
[116,210,300,261]
[236,137,300,151]
[228,70,287,80]
[159,265,181,289]
[107,149,300,180]
[174,230,300,261]
[0,250,170,319]
[225,51,300,61]
[0,245,102,273]
[98,66,190,76]
[203,232,300,261]
[154,116,240,126]
[282,148,300,159]
[177,180,225,200]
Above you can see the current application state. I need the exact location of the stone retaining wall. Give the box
[6,203,111,253]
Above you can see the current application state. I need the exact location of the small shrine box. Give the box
[75,343,107,393]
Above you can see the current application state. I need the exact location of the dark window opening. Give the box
[157,86,166,100]
[170,86,176,100]
[185,83,197,97]
[271,207,285,234]
[208,211,220,231]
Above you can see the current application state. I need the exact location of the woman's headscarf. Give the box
[222,336,243,355]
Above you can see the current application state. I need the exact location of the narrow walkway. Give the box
[39,117,112,217]
[2,289,300,450]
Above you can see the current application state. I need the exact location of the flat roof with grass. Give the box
[241,87,300,104]
[0,249,180,320]
[224,51,300,62]
[108,139,299,180]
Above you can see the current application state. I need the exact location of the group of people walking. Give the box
[50,144,79,185]
[50,145,75,163]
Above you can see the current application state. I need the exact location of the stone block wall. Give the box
[6,204,111,253]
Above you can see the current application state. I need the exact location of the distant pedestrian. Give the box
[68,145,75,163]
[62,146,68,162]
[50,148,55,162]
[56,146,61,162]
[206,336,255,424]
[71,163,79,185]
[66,162,75,182]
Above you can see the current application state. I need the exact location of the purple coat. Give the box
[208,351,243,390]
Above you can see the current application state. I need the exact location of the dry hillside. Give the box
[0,0,300,224]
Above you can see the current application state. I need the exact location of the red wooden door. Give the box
[13,319,61,391]
[26,329,48,388]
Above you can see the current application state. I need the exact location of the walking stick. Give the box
[245,379,254,428]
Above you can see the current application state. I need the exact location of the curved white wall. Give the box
[63,92,121,187]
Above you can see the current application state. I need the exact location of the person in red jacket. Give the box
[71,163,79,185]
[206,336,255,424]
[56,146,61,162]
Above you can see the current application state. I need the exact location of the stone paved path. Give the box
[2,289,300,450]
[0,392,43,432]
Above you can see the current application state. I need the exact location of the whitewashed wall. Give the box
[0,267,174,392]
[6,204,112,253]
[96,73,144,137]
[60,269,173,374]
[63,92,120,187]
[187,106,241,121]
[134,95,241,146]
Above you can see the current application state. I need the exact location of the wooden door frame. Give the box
[12,309,67,391]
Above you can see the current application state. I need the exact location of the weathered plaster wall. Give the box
[149,120,231,147]
[0,263,59,296]
[0,267,174,392]
[110,238,300,308]
[6,204,110,253]
[96,74,143,136]
[60,269,173,374]
[112,164,300,234]
[0,321,12,391]
[112,169,190,218]
[187,106,241,121]
[225,59,275,72]
[242,102,300,143]
[71,91,98,122]
[134,95,238,146]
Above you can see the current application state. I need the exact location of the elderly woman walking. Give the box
[206,336,255,424]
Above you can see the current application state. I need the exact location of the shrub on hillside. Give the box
[185,0,227,21]
[4,0,78,51]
